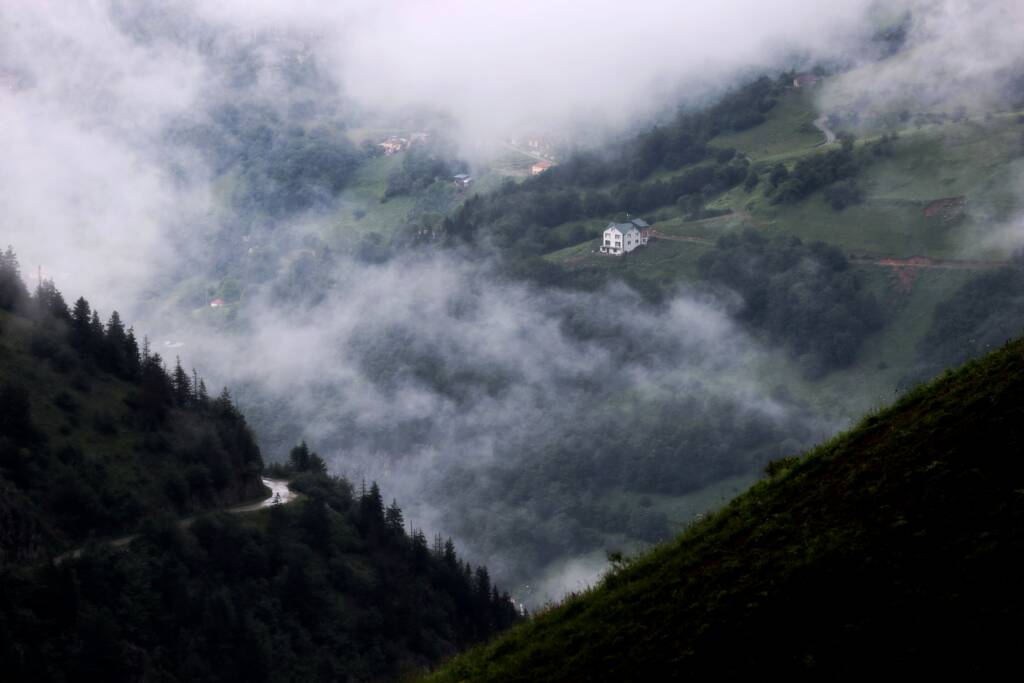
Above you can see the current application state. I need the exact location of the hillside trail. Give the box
[54,477,296,564]
[850,255,1007,270]
[814,115,837,145]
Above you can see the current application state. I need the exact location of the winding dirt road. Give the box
[55,477,295,564]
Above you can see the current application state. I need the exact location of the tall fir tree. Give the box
[71,297,92,349]
[33,279,69,319]
[0,246,29,311]
[361,482,385,526]
[89,310,104,344]
[172,357,192,406]
[289,441,311,471]
[124,327,141,379]
[103,311,127,375]
[385,499,405,534]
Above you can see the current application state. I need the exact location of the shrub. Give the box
[92,412,118,435]
[53,391,79,414]
[765,455,801,478]
[823,180,866,210]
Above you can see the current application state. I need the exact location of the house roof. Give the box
[631,218,649,228]
[604,222,639,236]
[453,174,471,180]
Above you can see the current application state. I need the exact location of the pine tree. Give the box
[172,357,192,406]
[289,441,311,471]
[308,448,327,475]
[213,387,238,420]
[196,378,209,405]
[361,482,385,525]
[105,311,124,340]
[385,499,405,533]
[474,566,491,601]
[101,311,128,375]
[443,538,458,567]
[411,529,429,565]
[71,297,92,348]
[89,310,104,343]
[0,246,29,311]
[33,279,69,319]
[124,328,141,379]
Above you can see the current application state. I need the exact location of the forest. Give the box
[0,470,518,682]
[699,231,884,376]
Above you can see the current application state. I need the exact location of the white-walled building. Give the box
[600,219,651,255]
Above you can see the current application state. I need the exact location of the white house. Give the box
[600,219,651,255]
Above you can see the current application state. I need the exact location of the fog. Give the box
[197,0,874,143]
[820,0,1024,118]
[139,247,830,597]
[4,0,1018,600]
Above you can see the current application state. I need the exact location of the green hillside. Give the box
[423,337,1024,680]
[498,76,1024,424]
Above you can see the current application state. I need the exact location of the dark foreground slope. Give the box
[425,339,1024,680]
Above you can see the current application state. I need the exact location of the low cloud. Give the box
[140,248,833,596]
[819,0,1024,119]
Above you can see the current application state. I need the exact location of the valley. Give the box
[3,2,1024,679]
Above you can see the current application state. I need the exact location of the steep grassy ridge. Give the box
[424,338,1024,680]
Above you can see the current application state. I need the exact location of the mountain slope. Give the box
[424,338,1024,680]
[0,268,265,564]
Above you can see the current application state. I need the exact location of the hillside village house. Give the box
[453,173,473,188]
[531,159,556,175]
[600,219,651,255]
[793,73,822,88]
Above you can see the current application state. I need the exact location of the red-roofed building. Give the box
[531,160,556,175]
